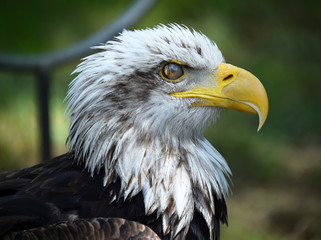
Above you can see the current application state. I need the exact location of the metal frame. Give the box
[0,0,157,161]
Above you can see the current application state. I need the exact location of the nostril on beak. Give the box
[223,74,234,81]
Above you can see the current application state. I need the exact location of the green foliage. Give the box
[0,0,320,239]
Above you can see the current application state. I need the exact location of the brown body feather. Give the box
[0,153,226,239]
[4,218,160,240]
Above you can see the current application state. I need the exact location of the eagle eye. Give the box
[161,62,185,81]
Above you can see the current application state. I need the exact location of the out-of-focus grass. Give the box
[0,70,69,170]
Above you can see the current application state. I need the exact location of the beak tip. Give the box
[257,110,268,131]
[257,125,263,132]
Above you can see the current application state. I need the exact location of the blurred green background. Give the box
[0,0,320,239]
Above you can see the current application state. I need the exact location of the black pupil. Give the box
[169,63,179,74]
[165,63,182,80]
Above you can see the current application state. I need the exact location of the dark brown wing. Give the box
[4,217,160,240]
[0,152,226,239]
[0,153,164,238]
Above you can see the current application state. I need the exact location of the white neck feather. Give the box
[68,103,230,237]
[111,125,231,236]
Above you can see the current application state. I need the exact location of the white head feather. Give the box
[66,24,230,238]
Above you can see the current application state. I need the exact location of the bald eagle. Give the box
[0,24,268,240]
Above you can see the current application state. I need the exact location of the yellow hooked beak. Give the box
[171,63,269,130]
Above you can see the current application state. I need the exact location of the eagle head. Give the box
[65,24,268,238]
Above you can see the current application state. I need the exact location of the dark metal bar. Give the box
[35,67,51,161]
[0,0,157,70]
[0,0,157,162]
